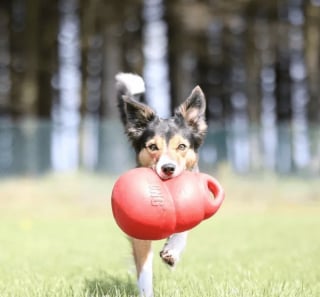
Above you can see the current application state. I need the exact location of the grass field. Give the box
[0,169,320,297]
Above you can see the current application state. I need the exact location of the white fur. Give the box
[161,232,188,266]
[115,73,145,95]
[115,73,198,295]
[137,233,187,296]
[138,250,154,297]
[154,155,182,180]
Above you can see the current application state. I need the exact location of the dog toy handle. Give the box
[203,174,225,219]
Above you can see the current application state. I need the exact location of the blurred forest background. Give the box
[0,0,320,176]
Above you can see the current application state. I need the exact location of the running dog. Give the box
[115,73,207,297]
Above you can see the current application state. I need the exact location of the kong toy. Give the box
[111,168,225,240]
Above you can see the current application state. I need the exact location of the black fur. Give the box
[116,74,207,152]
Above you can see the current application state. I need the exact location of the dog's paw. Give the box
[159,249,179,267]
[160,232,187,268]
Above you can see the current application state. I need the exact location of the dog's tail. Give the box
[115,73,145,125]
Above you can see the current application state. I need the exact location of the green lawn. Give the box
[0,171,319,297]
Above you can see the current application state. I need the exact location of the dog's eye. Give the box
[177,144,187,151]
[147,144,159,151]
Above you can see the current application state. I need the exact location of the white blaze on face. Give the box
[154,154,183,180]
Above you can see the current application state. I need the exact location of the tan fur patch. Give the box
[168,135,196,170]
[168,135,189,152]
[130,238,152,276]
[137,136,165,167]
[185,150,197,169]
[138,134,197,171]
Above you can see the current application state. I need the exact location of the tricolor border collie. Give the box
[115,73,207,297]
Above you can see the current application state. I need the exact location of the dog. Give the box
[115,73,207,297]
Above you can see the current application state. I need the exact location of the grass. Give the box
[0,168,320,296]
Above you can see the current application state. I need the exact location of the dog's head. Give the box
[121,86,207,179]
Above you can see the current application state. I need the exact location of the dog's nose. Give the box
[161,163,176,176]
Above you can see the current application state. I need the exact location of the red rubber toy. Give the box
[111,168,225,240]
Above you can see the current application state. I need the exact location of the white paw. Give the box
[159,232,188,267]
[159,248,180,267]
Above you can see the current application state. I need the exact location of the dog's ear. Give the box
[175,86,207,141]
[122,95,156,140]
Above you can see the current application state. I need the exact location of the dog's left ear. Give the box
[175,86,207,139]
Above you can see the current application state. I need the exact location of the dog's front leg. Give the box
[131,238,154,297]
[160,231,188,267]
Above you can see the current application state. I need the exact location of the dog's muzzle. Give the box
[161,163,176,177]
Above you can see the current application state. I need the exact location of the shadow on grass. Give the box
[84,272,137,297]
